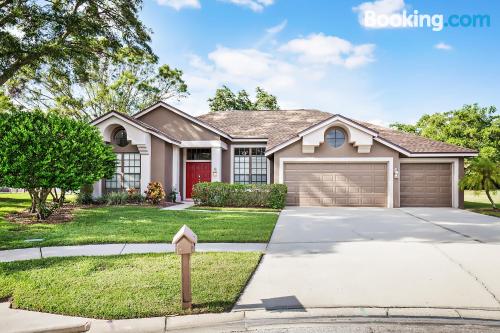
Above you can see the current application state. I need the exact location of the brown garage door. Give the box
[284,163,387,207]
[400,163,452,207]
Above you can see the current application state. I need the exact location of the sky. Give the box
[139,0,499,125]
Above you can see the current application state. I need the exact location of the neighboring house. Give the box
[90,101,477,208]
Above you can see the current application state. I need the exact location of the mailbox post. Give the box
[172,225,197,309]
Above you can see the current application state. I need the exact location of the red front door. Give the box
[186,162,211,198]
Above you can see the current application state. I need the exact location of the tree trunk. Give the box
[485,189,497,210]
[28,189,37,213]
[58,190,66,206]
[35,188,53,220]
[50,188,59,202]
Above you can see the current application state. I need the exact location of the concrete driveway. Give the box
[235,207,500,312]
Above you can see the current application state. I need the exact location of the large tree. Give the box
[0,110,116,219]
[208,86,279,112]
[7,48,188,119]
[0,0,152,86]
[391,104,499,160]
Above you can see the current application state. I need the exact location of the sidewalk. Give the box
[0,242,267,263]
[3,302,500,333]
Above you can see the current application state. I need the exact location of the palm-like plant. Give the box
[460,157,499,210]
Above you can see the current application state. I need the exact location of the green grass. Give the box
[0,193,278,250]
[0,252,260,319]
[464,190,500,217]
[189,206,281,213]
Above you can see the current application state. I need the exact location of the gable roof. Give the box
[197,110,477,156]
[133,101,232,140]
[91,111,181,144]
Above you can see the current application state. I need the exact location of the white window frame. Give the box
[230,144,270,185]
[399,158,459,208]
[278,157,394,208]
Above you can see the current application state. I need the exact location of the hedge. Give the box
[191,182,287,209]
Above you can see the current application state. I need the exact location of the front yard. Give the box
[0,252,260,319]
[0,193,279,250]
[464,190,500,217]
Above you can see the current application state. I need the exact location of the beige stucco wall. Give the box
[273,139,401,207]
[137,106,220,141]
[150,136,173,192]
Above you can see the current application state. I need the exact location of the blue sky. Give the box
[140,0,499,125]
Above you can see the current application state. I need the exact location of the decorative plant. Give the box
[460,157,499,210]
[168,187,179,203]
[144,182,166,205]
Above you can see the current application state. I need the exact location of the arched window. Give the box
[113,128,128,147]
[326,128,346,148]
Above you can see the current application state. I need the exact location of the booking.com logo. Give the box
[362,10,491,31]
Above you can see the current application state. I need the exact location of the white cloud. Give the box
[280,33,375,68]
[266,20,287,34]
[220,0,274,12]
[172,33,387,123]
[156,0,201,10]
[434,42,453,51]
[254,20,287,48]
[353,0,407,29]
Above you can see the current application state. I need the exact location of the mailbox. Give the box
[172,225,197,254]
[172,225,198,309]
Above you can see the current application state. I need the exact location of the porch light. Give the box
[394,167,399,179]
[212,167,218,179]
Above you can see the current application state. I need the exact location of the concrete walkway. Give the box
[235,207,500,312]
[0,242,266,262]
[161,201,194,210]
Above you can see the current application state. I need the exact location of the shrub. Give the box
[77,184,94,205]
[104,192,128,205]
[191,182,287,209]
[127,192,146,204]
[144,182,165,205]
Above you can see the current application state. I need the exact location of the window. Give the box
[105,153,141,191]
[234,147,267,184]
[326,128,346,148]
[113,128,128,147]
[187,148,211,160]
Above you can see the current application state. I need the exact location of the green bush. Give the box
[127,192,146,204]
[104,192,128,205]
[192,182,287,209]
[77,184,94,205]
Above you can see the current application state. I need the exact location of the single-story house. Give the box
[90,101,477,208]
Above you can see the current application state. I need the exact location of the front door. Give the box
[186,162,211,198]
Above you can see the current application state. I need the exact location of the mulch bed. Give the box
[6,201,182,225]
[158,200,182,208]
[6,204,78,225]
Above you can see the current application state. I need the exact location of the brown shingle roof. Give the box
[197,110,477,155]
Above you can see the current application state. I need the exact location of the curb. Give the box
[163,307,500,331]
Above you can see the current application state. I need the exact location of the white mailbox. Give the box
[172,225,197,254]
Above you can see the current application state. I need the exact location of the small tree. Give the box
[0,110,116,219]
[459,157,499,210]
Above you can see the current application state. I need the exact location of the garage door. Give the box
[284,163,387,207]
[400,163,452,207]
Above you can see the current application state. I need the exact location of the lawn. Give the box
[464,190,500,218]
[0,252,260,319]
[0,193,279,250]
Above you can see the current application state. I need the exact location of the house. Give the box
[90,101,477,208]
